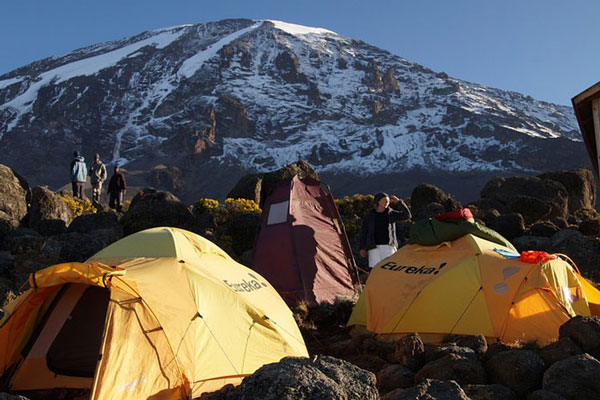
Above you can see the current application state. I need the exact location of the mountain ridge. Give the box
[0,18,589,202]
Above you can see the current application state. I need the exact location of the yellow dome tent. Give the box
[0,227,308,399]
[348,233,600,345]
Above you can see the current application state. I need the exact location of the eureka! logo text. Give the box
[224,273,268,293]
[380,261,447,275]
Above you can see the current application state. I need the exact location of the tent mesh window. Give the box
[46,286,110,377]
[267,201,289,225]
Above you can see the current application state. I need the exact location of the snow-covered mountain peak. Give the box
[0,18,587,201]
[266,20,337,36]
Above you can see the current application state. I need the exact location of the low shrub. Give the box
[223,198,261,214]
[335,194,374,218]
[59,194,97,217]
[575,208,600,221]
[193,198,220,214]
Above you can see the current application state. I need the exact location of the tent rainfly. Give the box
[348,233,600,345]
[0,227,308,399]
[253,175,359,305]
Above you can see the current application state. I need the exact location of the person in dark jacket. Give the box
[107,166,126,212]
[358,192,411,269]
[70,151,87,200]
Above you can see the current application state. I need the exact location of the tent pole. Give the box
[325,184,362,286]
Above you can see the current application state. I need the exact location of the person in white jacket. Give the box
[70,151,87,200]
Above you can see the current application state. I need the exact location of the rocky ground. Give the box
[1,160,600,399]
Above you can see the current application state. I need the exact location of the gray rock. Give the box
[410,184,461,219]
[0,164,29,223]
[463,384,517,400]
[342,353,388,375]
[416,353,486,385]
[513,235,551,252]
[388,333,425,370]
[381,379,469,400]
[67,211,121,234]
[413,202,446,220]
[538,170,596,215]
[361,337,395,361]
[539,337,583,367]
[444,335,488,356]
[226,173,263,205]
[121,188,195,236]
[506,195,553,224]
[527,389,567,400]
[29,186,73,236]
[579,218,600,236]
[542,354,600,400]
[548,230,600,281]
[235,356,378,400]
[468,198,507,215]
[10,236,64,286]
[0,211,19,250]
[485,349,545,396]
[376,363,415,394]
[485,213,526,240]
[481,176,569,220]
[558,316,600,359]
[57,229,122,262]
[530,221,561,237]
[551,217,568,229]
[424,344,478,363]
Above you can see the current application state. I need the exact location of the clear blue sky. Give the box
[1,0,598,105]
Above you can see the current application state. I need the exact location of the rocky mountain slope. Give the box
[0,19,588,202]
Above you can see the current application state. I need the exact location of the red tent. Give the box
[253,176,359,305]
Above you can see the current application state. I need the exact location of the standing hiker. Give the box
[70,151,87,200]
[89,153,107,205]
[107,166,126,212]
[358,192,411,269]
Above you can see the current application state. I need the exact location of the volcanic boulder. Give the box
[485,349,545,397]
[542,354,600,400]
[481,176,569,221]
[538,169,596,214]
[234,356,378,400]
[121,188,195,236]
[28,186,73,236]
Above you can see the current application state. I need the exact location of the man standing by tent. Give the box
[89,153,107,205]
[70,151,87,200]
[359,193,411,269]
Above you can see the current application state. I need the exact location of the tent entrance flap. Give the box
[9,284,110,391]
[46,286,110,377]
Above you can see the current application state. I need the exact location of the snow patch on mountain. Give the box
[0,27,187,133]
[267,20,337,36]
[178,21,262,79]
[0,77,22,90]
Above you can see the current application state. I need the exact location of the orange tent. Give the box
[0,227,308,399]
[348,233,600,345]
